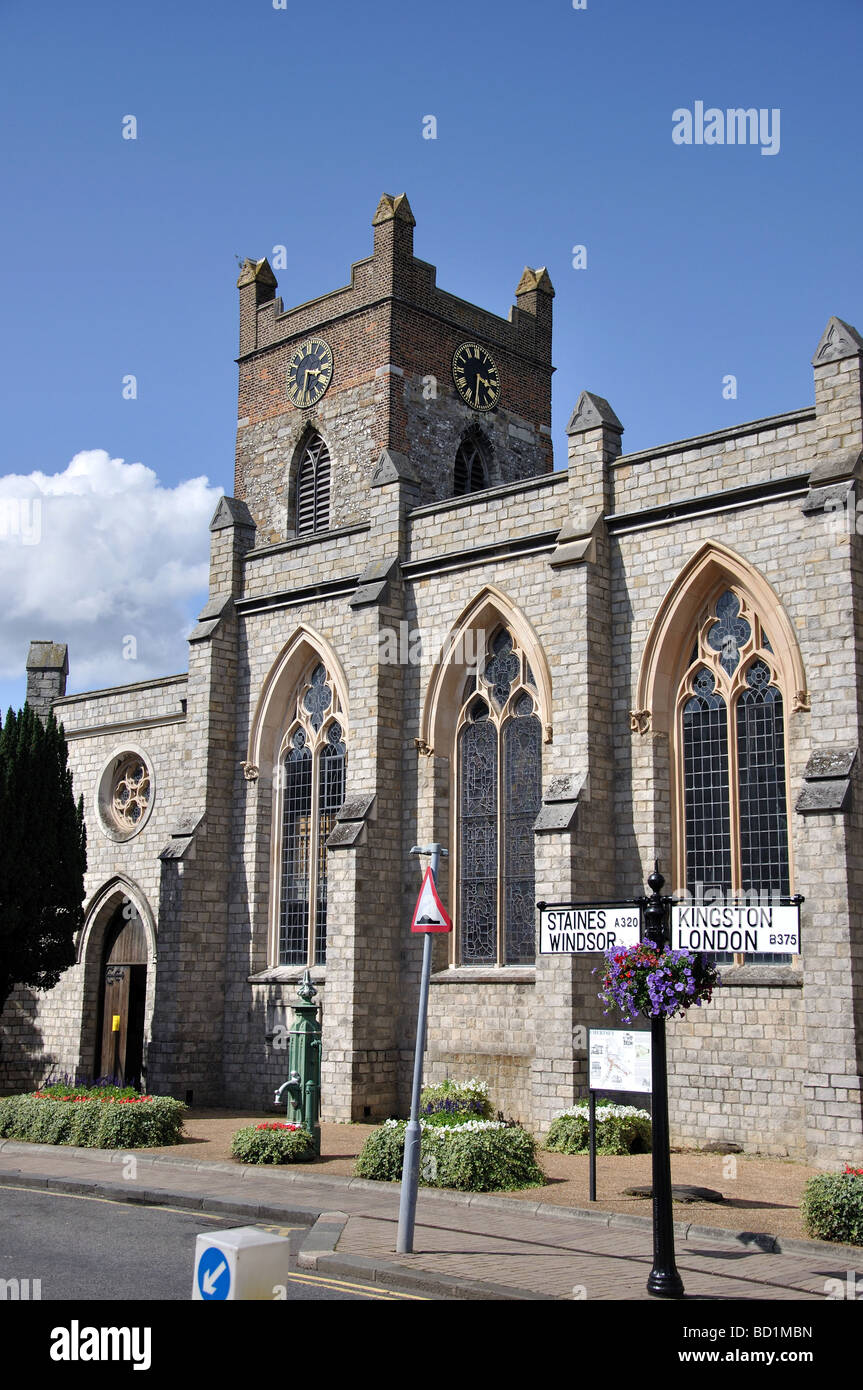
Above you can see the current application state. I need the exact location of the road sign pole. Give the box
[588,1091,597,1202]
[641,863,684,1299]
[397,843,444,1255]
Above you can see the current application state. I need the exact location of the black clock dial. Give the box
[452,341,501,411]
[286,338,334,408]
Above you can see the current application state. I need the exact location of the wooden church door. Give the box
[97,906,148,1087]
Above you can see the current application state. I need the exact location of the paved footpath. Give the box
[1,1139,861,1301]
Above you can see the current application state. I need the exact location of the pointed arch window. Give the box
[277,662,346,966]
[296,433,331,535]
[678,588,792,962]
[453,436,488,496]
[456,629,541,965]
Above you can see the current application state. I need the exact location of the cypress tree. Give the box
[0,704,87,1019]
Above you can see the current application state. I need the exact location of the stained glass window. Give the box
[707,590,751,676]
[736,662,789,898]
[277,666,345,967]
[459,709,497,964]
[484,630,520,709]
[457,630,542,965]
[280,732,313,965]
[680,590,792,964]
[683,670,731,893]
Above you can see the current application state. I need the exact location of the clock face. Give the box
[286,338,334,408]
[452,341,501,411]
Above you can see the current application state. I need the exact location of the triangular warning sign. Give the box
[411,866,452,933]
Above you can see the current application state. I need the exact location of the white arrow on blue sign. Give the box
[197,1246,231,1300]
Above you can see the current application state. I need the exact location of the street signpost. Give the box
[537,868,684,1297]
[672,899,803,954]
[397,844,452,1256]
[539,904,641,955]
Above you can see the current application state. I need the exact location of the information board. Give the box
[589,1028,652,1094]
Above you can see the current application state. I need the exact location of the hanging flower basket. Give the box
[596,942,720,1024]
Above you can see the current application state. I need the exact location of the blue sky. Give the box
[1,0,860,711]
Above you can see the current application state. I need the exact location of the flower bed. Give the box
[230,1122,315,1165]
[801,1170,863,1245]
[355,1117,545,1192]
[544,1102,652,1156]
[419,1077,493,1122]
[0,1091,186,1148]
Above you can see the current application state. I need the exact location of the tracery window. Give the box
[453,437,487,496]
[296,433,331,535]
[457,629,541,965]
[678,588,792,962]
[112,757,151,831]
[96,749,154,842]
[277,663,346,966]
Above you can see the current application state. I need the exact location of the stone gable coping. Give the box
[210,496,256,532]
[566,391,623,436]
[370,449,420,487]
[53,674,188,705]
[811,315,863,366]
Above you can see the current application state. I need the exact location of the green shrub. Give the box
[0,1092,186,1148]
[230,1122,315,1165]
[544,1103,652,1156]
[419,1077,493,1121]
[801,1172,863,1245]
[354,1121,409,1182]
[356,1119,546,1192]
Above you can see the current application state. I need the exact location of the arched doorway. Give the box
[95,906,148,1087]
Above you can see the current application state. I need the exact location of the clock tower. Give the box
[234,192,554,543]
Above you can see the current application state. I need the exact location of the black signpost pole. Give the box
[641,863,685,1299]
[588,1091,597,1202]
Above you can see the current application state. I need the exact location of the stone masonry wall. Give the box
[0,675,188,1091]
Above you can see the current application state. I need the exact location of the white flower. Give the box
[551,1104,650,1122]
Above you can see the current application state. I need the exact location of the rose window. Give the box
[111,759,151,830]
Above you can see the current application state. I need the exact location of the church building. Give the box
[4,192,863,1167]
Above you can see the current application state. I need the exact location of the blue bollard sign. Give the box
[196,1246,231,1300]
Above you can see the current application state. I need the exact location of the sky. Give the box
[1,0,860,712]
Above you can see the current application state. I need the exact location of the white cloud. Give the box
[0,450,224,692]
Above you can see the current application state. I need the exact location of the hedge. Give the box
[0,1092,186,1148]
